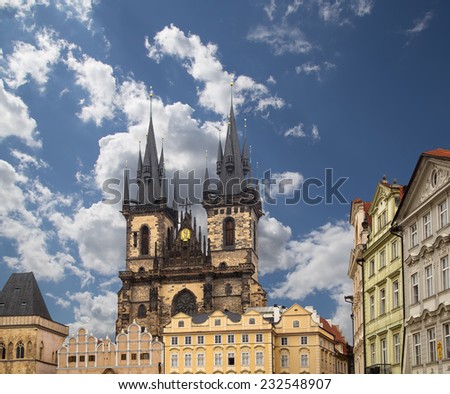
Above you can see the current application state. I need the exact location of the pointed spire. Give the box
[216,131,223,176]
[137,141,144,204]
[204,150,210,192]
[242,118,250,176]
[142,86,161,203]
[123,163,130,207]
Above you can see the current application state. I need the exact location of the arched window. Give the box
[16,341,24,359]
[0,342,5,360]
[224,217,235,247]
[172,289,197,316]
[138,304,146,318]
[140,225,149,255]
[27,340,33,358]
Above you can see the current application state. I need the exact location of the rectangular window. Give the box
[227,334,235,344]
[444,323,450,359]
[214,335,222,344]
[370,295,375,320]
[242,334,249,343]
[184,336,192,345]
[369,259,375,276]
[423,212,432,239]
[370,343,376,365]
[227,352,235,366]
[281,337,288,346]
[241,352,250,366]
[197,353,205,367]
[293,320,299,328]
[411,222,418,247]
[197,335,204,345]
[171,337,178,346]
[428,328,436,362]
[425,265,434,297]
[68,356,76,363]
[88,355,95,362]
[442,256,449,291]
[301,336,308,345]
[439,200,448,229]
[301,354,309,367]
[79,355,85,362]
[412,273,419,304]
[120,354,126,361]
[413,333,421,365]
[255,351,264,366]
[256,333,263,343]
[281,354,289,368]
[392,240,398,260]
[184,353,192,368]
[393,280,399,309]
[214,319,221,326]
[381,338,387,364]
[131,353,137,361]
[140,353,149,360]
[380,288,386,315]
[394,334,400,364]
[214,352,222,367]
[380,250,386,268]
[170,354,178,368]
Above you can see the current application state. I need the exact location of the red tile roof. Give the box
[423,148,450,159]
[320,317,349,355]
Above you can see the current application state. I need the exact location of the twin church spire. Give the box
[123,84,255,208]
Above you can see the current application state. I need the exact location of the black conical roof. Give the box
[0,272,52,320]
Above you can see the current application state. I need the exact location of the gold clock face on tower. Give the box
[180,228,191,242]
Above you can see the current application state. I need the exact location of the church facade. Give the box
[116,95,267,337]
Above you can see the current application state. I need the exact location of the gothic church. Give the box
[116,94,267,336]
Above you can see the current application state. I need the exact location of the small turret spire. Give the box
[123,163,130,207]
[204,150,210,193]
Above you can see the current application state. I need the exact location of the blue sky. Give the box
[1,0,449,341]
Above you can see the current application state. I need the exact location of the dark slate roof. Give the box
[0,272,52,320]
[191,310,242,324]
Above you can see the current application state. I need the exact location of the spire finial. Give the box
[230,79,234,107]
[125,160,128,169]
[149,85,153,118]
[205,150,208,166]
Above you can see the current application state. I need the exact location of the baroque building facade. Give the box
[0,273,68,374]
[393,148,450,373]
[348,198,371,373]
[57,322,164,374]
[362,179,404,374]
[116,95,267,337]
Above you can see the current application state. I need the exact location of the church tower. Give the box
[116,87,266,337]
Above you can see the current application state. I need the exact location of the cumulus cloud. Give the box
[65,51,117,126]
[247,24,313,55]
[146,24,285,115]
[55,0,96,29]
[270,171,304,198]
[3,28,67,91]
[0,79,41,147]
[0,0,50,21]
[66,290,117,338]
[259,217,353,338]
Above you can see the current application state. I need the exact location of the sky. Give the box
[0,0,449,342]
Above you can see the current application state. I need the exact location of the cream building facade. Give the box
[393,149,450,374]
[363,179,404,374]
[0,273,69,374]
[57,322,164,374]
[163,309,273,374]
[348,198,370,373]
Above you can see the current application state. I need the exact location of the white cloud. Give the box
[312,124,320,141]
[350,0,374,17]
[146,24,285,115]
[260,218,354,339]
[3,28,67,91]
[50,202,125,276]
[66,290,117,338]
[285,0,303,17]
[317,0,344,24]
[270,171,304,197]
[296,62,321,76]
[0,79,41,147]
[10,148,49,170]
[65,51,117,126]
[267,75,276,85]
[284,123,306,138]
[264,0,277,20]
[405,10,434,36]
[0,0,50,21]
[247,24,313,55]
[55,0,96,29]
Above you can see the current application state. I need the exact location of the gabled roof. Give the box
[0,272,52,320]
[393,148,450,224]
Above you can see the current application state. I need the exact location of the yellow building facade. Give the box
[163,310,273,374]
[57,322,164,374]
[363,179,404,373]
